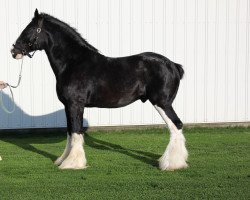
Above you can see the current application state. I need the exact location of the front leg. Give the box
[58,104,87,169]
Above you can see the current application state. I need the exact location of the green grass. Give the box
[0,127,249,200]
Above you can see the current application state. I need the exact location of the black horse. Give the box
[11,9,188,170]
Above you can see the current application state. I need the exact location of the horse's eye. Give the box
[28,43,32,46]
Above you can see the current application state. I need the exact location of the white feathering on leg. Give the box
[159,128,188,171]
[154,105,188,171]
[59,133,87,169]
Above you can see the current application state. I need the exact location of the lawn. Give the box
[0,127,249,200]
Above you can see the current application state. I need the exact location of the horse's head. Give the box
[11,9,47,59]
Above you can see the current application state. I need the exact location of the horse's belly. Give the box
[87,88,142,108]
[85,79,146,108]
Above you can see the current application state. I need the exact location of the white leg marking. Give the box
[59,133,87,170]
[54,133,71,166]
[154,105,188,171]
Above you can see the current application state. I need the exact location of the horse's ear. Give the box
[34,8,39,18]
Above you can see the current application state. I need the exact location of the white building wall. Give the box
[0,0,249,129]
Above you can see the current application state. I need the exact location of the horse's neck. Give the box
[45,47,64,79]
[44,32,88,79]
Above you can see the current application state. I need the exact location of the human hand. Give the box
[0,81,7,89]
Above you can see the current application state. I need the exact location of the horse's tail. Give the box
[175,63,184,80]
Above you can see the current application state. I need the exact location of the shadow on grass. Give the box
[0,130,160,168]
[0,131,66,161]
[85,133,160,167]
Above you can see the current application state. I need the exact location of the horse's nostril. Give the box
[10,48,17,58]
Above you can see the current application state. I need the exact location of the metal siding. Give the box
[0,0,249,129]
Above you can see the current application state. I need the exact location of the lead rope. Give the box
[0,58,24,114]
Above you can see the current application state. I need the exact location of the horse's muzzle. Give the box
[10,47,23,59]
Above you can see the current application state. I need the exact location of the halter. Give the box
[14,18,44,58]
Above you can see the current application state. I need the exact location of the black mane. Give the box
[41,13,99,53]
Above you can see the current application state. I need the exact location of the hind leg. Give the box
[154,105,188,171]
